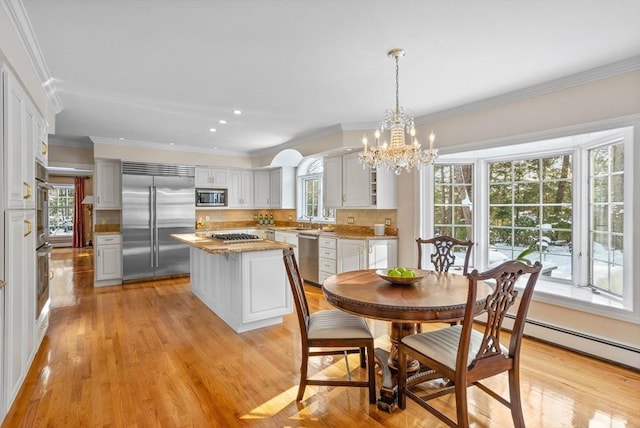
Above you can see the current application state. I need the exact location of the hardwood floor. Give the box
[3,247,639,427]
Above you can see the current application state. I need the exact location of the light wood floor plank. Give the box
[2,247,639,427]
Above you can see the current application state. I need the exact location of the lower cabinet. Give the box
[190,248,291,333]
[337,239,367,273]
[368,239,398,269]
[274,231,298,261]
[318,236,337,285]
[95,234,122,285]
[337,238,398,273]
[4,210,36,412]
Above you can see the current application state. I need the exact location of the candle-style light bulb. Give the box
[362,135,368,153]
[374,128,380,143]
[429,131,435,151]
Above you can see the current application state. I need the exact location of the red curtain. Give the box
[72,177,85,247]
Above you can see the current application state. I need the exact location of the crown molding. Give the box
[414,55,640,126]
[89,136,252,158]
[1,0,63,113]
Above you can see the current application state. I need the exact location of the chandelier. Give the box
[359,48,437,175]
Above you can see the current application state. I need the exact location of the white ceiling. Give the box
[18,0,640,156]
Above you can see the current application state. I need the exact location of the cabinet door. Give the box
[96,244,122,280]
[4,210,36,407]
[323,156,343,208]
[35,117,48,166]
[337,239,366,273]
[368,239,398,269]
[253,170,270,208]
[196,167,227,187]
[269,169,282,208]
[343,152,370,207]
[228,170,255,207]
[5,70,35,209]
[95,160,121,209]
[240,170,254,207]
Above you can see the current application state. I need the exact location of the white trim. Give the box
[1,0,63,113]
[89,136,252,158]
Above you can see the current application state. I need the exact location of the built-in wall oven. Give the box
[35,162,53,318]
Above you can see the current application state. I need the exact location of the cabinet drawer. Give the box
[318,270,334,285]
[96,234,121,245]
[319,247,336,259]
[319,257,336,274]
[319,237,336,250]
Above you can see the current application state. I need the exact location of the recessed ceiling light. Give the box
[232,110,242,115]
[118,137,125,140]
[169,142,175,146]
[212,147,218,150]
[209,128,216,133]
[219,119,227,124]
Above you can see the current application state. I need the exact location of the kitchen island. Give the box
[172,233,293,333]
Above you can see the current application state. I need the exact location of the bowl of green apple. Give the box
[376,267,424,285]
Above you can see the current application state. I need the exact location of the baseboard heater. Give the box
[501,314,640,371]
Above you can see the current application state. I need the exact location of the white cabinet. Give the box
[228,169,254,208]
[343,152,370,207]
[323,152,397,209]
[95,234,122,285]
[368,239,398,269]
[337,239,367,273]
[337,238,398,273]
[254,167,296,208]
[190,248,291,333]
[34,117,48,166]
[4,68,35,210]
[274,231,299,261]
[253,170,270,207]
[323,155,343,207]
[195,166,228,187]
[4,210,36,409]
[94,159,121,209]
[318,236,337,285]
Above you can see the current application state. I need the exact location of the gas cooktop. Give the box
[205,232,263,243]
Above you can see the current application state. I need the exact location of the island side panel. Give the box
[189,246,291,333]
[241,250,292,323]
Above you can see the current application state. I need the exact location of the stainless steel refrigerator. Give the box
[121,162,195,281]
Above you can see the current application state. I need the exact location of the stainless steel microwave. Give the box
[196,188,227,207]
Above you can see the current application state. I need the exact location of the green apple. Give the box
[401,270,415,278]
[387,269,401,277]
[396,266,407,273]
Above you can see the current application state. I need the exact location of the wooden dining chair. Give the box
[416,236,474,274]
[397,260,543,428]
[282,247,377,404]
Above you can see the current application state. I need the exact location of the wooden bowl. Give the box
[376,269,424,285]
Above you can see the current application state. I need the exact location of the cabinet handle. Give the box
[50,270,55,280]
[97,249,101,257]
[42,141,48,155]
[23,182,32,199]
[369,245,373,254]
[342,194,346,202]
[24,219,32,237]
[97,196,100,204]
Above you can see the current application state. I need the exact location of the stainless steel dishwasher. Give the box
[298,233,319,285]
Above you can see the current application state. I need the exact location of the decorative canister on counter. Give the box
[374,224,385,236]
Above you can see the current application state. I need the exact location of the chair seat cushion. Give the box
[308,310,373,340]
[401,325,508,370]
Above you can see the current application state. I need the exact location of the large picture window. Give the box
[423,124,634,315]
[49,184,74,236]
[488,155,573,280]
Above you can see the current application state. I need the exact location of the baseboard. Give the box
[503,315,640,371]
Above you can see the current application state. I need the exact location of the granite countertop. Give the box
[204,226,398,240]
[172,233,293,255]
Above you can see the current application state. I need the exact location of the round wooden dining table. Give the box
[322,269,493,412]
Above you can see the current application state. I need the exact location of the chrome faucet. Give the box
[303,215,313,229]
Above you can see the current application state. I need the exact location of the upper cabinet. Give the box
[195,167,228,188]
[94,159,121,209]
[34,117,48,166]
[254,167,295,209]
[228,169,254,208]
[3,67,36,209]
[323,152,397,209]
